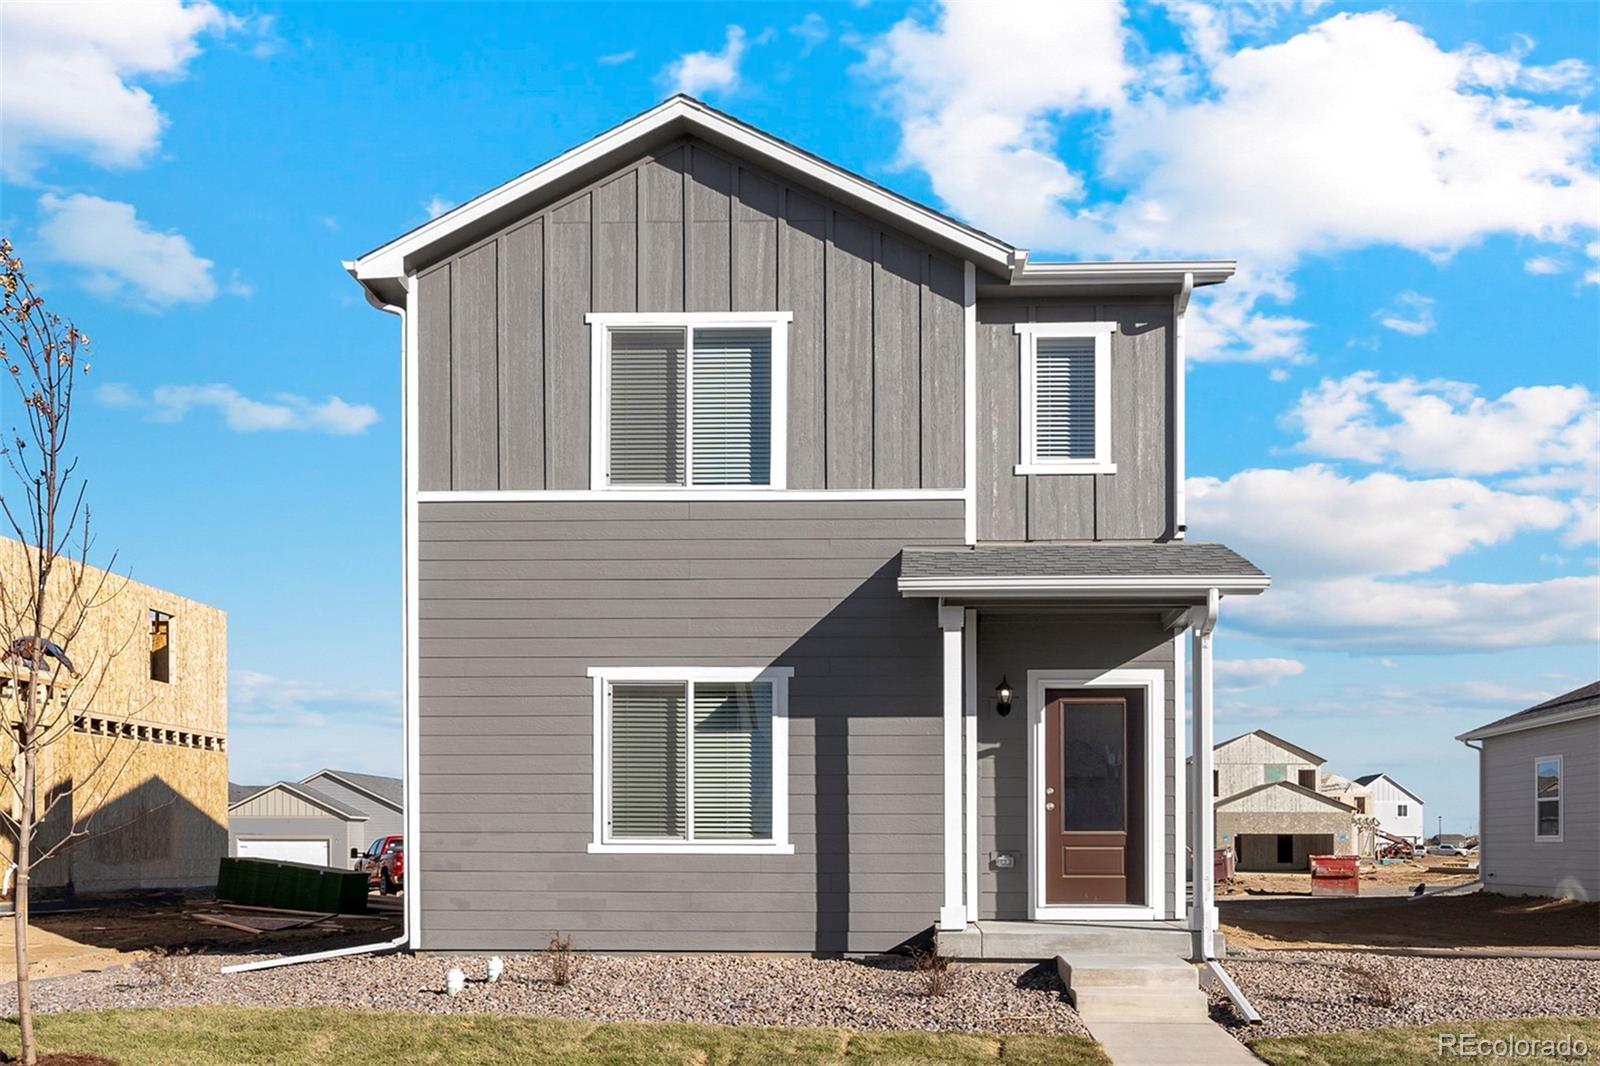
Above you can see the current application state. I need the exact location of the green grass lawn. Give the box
[2,1007,1111,1065]
[1250,1015,1600,1066]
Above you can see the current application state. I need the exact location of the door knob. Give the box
[1045,802,1056,811]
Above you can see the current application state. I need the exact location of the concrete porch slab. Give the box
[938,919,1194,962]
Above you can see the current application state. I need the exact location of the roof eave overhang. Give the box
[897,575,1271,600]
[1456,704,1600,742]
[348,96,1016,293]
[985,256,1237,299]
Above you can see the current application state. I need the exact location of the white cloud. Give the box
[790,13,829,57]
[1566,498,1600,548]
[229,670,399,782]
[597,49,636,66]
[1215,657,1305,690]
[663,25,753,97]
[864,5,1600,364]
[1524,255,1564,275]
[1228,575,1600,652]
[36,192,216,309]
[1374,291,1436,336]
[1288,372,1599,481]
[423,195,453,220]
[1187,465,1570,579]
[99,382,380,435]
[0,0,240,180]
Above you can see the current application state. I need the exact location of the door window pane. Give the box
[1062,702,1125,831]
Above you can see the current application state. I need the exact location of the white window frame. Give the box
[587,665,794,855]
[1013,321,1116,475]
[1534,753,1563,843]
[587,311,791,492]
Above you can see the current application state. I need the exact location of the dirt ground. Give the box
[1222,890,1600,952]
[1,895,402,981]
[1217,858,1477,898]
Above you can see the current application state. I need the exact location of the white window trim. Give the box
[1013,321,1116,476]
[587,665,794,855]
[1534,753,1563,843]
[1025,668,1163,922]
[587,311,791,492]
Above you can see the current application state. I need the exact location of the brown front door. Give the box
[1044,689,1145,905]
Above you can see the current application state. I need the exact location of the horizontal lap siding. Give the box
[418,498,964,952]
[1480,719,1599,901]
[415,139,965,494]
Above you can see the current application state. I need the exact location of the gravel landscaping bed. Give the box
[1209,951,1600,1040]
[1,952,1090,1037]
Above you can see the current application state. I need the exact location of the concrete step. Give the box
[1074,987,1212,1021]
[942,920,1193,961]
[1087,1021,1261,1066]
[1059,954,1200,991]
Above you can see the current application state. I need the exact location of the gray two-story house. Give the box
[346,96,1268,961]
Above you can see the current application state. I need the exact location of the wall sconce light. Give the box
[994,676,1013,717]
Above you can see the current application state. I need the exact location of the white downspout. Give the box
[1188,587,1219,960]
[1173,272,1193,540]
[225,284,410,975]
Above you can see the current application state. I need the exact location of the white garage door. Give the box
[237,839,329,866]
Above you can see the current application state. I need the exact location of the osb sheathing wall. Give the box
[0,536,228,894]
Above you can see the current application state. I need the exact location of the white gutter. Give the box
[223,288,410,976]
[1174,271,1193,539]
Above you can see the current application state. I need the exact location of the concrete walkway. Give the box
[1059,955,1260,1066]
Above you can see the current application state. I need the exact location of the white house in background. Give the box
[1351,773,1424,844]
[1458,682,1599,902]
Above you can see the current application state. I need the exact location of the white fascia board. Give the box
[898,575,1271,598]
[1455,703,1600,742]
[418,488,965,503]
[1012,260,1237,288]
[351,97,1013,283]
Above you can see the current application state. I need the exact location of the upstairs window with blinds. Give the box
[1015,322,1117,475]
[594,314,788,489]
[594,668,791,853]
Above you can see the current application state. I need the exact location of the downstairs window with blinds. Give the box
[593,667,792,853]
[601,320,778,488]
[1015,321,1117,475]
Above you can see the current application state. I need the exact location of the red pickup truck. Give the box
[355,834,404,894]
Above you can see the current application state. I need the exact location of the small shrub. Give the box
[1338,958,1398,1008]
[137,946,193,991]
[908,945,952,997]
[548,930,575,986]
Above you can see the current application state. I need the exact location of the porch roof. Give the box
[897,542,1269,600]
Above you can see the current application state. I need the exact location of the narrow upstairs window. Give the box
[149,609,171,683]
[1015,322,1116,475]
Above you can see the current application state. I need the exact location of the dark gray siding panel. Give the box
[451,242,499,490]
[498,220,544,489]
[417,498,964,952]
[976,298,1173,541]
[409,139,968,493]
[416,267,452,491]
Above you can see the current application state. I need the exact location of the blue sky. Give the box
[1,1,1595,833]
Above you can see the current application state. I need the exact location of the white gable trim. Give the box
[350,96,1014,283]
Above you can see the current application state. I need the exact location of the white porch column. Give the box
[939,604,966,931]
[1189,588,1220,958]
[963,609,979,923]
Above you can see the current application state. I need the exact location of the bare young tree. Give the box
[0,239,150,1065]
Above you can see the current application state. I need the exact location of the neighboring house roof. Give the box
[1353,773,1425,806]
[303,769,403,812]
[228,780,369,821]
[1216,780,1354,813]
[1212,729,1326,766]
[897,543,1268,599]
[345,95,1235,307]
[228,783,267,806]
[1456,680,1600,741]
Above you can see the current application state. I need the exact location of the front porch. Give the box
[898,542,1270,962]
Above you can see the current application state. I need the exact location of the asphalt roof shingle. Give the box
[899,542,1265,580]
[1459,680,1600,739]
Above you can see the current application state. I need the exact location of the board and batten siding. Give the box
[1479,717,1599,902]
[974,616,1179,920]
[412,138,966,495]
[976,299,1174,542]
[417,497,965,952]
